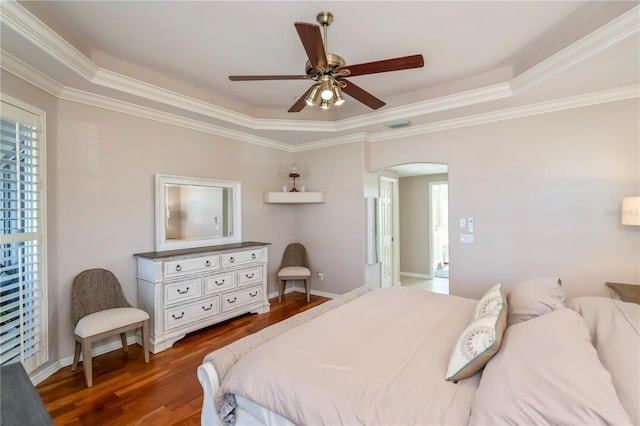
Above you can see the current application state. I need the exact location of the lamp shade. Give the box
[622,196,640,226]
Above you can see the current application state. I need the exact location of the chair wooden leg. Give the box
[305,278,310,302]
[279,279,286,302]
[82,337,93,388]
[142,320,150,364]
[120,332,128,353]
[71,340,81,371]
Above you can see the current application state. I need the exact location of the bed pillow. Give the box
[445,283,507,382]
[567,297,640,425]
[507,276,564,326]
[469,307,631,425]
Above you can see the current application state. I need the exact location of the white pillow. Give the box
[445,283,507,382]
[507,276,565,326]
[567,296,640,425]
[469,307,631,425]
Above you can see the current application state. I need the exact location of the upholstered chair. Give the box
[278,243,311,302]
[71,268,150,387]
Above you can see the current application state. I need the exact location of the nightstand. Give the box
[605,282,640,304]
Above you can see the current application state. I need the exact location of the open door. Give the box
[379,177,399,287]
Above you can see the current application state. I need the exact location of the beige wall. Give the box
[2,71,298,372]
[366,99,640,299]
[3,70,639,379]
[292,143,367,294]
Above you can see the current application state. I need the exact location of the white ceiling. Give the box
[1,1,638,149]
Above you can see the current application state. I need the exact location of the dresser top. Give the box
[134,241,270,260]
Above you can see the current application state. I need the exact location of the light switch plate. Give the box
[459,218,466,228]
[460,234,474,244]
[468,217,474,233]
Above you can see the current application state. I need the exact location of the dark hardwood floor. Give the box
[36,292,329,425]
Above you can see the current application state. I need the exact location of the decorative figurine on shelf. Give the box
[289,163,300,192]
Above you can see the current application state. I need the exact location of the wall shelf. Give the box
[263,192,325,204]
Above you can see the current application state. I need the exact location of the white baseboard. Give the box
[30,334,140,386]
[267,286,339,300]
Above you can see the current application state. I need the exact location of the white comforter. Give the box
[218,287,480,425]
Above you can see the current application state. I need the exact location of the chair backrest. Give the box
[71,268,131,327]
[280,243,309,269]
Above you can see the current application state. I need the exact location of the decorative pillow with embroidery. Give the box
[445,283,507,382]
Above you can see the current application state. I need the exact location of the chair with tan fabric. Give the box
[71,268,150,387]
[278,243,312,302]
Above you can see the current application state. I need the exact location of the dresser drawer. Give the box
[164,255,220,278]
[165,296,220,330]
[221,249,262,267]
[204,271,235,295]
[222,286,262,312]
[237,266,262,287]
[164,278,202,305]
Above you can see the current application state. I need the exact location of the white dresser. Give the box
[134,242,270,353]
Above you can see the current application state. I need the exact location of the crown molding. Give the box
[2,1,638,154]
[3,49,637,153]
[57,86,293,152]
[0,50,63,96]
[510,5,640,94]
[368,85,640,143]
[0,0,97,79]
[2,0,637,137]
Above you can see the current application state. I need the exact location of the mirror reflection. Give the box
[165,184,234,241]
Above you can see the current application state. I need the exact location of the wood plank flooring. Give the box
[36,292,329,425]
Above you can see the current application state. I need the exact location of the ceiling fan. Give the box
[229,11,424,113]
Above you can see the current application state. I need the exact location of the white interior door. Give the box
[379,178,396,287]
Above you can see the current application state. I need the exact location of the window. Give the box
[0,97,47,373]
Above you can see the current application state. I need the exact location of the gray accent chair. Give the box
[277,243,312,302]
[71,268,150,387]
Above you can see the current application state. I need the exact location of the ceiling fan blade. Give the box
[340,79,385,110]
[294,22,328,72]
[339,54,424,77]
[288,86,315,113]
[229,75,310,81]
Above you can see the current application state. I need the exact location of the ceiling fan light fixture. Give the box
[320,99,331,110]
[320,76,334,100]
[305,84,321,106]
[333,86,345,105]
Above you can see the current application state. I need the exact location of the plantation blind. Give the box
[0,99,47,373]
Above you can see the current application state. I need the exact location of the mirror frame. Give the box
[155,174,242,251]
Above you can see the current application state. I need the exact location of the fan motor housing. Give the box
[305,53,346,77]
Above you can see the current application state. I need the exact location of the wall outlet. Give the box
[318,272,324,280]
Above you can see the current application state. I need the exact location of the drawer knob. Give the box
[172,312,185,320]
[202,304,213,311]
[176,287,189,295]
[215,279,225,286]
[175,264,182,272]
[205,260,211,267]
[227,297,237,304]
[249,291,258,297]
[245,273,255,279]
[229,257,235,263]
[252,253,257,259]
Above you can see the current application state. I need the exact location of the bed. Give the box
[197,279,639,425]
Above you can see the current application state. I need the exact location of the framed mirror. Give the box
[155,174,241,251]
